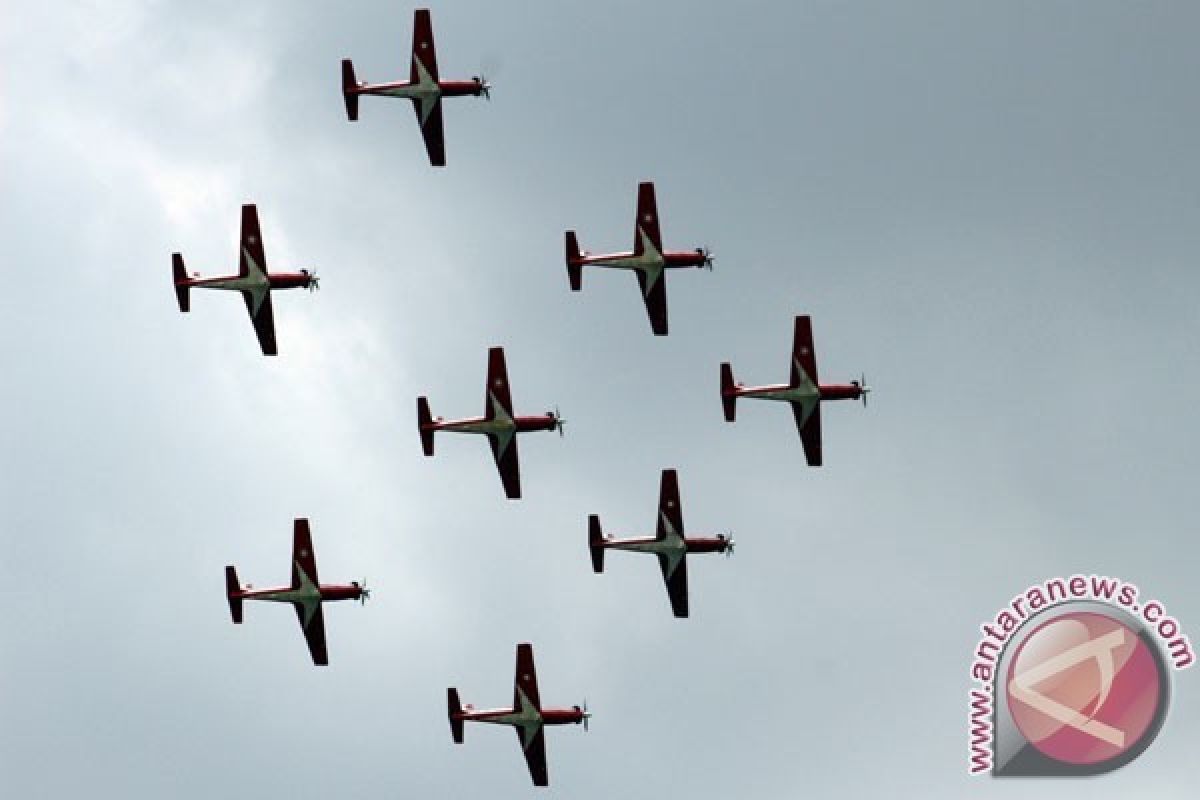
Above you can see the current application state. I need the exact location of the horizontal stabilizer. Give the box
[341,59,359,121]
[588,515,605,573]
[417,396,435,456]
[447,688,464,743]
[565,231,582,291]
[720,363,736,421]
[225,566,243,624]
[172,253,190,312]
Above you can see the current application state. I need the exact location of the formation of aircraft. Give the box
[180,7,875,790]
[225,518,369,666]
[721,315,869,466]
[341,9,490,166]
[448,643,589,787]
[566,182,713,335]
[589,469,732,618]
[417,346,564,499]
[172,204,318,356]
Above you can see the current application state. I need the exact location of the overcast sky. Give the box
[2,2,1199,797]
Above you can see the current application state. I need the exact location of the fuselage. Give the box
[576,249,707,271]
[233,582,365,604]
[602,534,731,556]
[731,382,864,404]
[455,705,585,728]
[180,271,315,292]
[352,79,484,100]
[425,413,558,436]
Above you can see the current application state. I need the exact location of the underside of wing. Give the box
[635,269,668,335]
[243,290,277,356]
[295,603,328,666]
[794,402,823,467]
[656,469,684,540]
[513,642,541,710]
[515,725,548,787]
[790,315,819,388]
[484,347,513,421]
[658,553,689,618]
[413,97,446,167]
[291,518,320,588]
[633,182,662,256]
[490,432,521,499]
[239,204,267,279]
[410,8,439,83]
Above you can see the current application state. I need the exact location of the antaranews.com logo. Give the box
[967,574,1192,776]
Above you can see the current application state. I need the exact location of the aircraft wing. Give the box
[484,347,513,421]
[633,182,662,256]
[239,204,267,279]
[413,98,446,167]
[655,469,684,541]
[790,315,819,388]
[515,725,549,787]
[513,642,542,710]
[410,8,439,83]
[634,269,668,335]
[294,603,329,666]
[793,402,822,467]
[489,432,521,499]
[242,289,278,356]
[291,518,320,589]
[658,552,689,618]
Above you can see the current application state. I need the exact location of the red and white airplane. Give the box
[589,469,732,618]
[565,182,712,335]
[172,204,318,356]
[417,347,563,499]
[224,518,368,666]
[448,643,589,787]
[721,315,869,466]
[341,9,489,167]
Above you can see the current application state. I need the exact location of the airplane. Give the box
[720,315,869,466]
[448,642,589,787]
[341,8,490,166]
[417,347,564,499]
[172,204,318,356]
[565,181,713,335]
[224,518,368,666]
[589,469,732,618]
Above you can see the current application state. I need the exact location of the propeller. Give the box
[851,373,870,407]
[301,268,320,292]
[551,406,566,437]
[574,699,591,731]
[696,246,714,269]
[473,74,492,100]
[354,579,370,604]
[718,531,735,557]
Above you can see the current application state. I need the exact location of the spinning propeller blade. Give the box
[854,373,870,407]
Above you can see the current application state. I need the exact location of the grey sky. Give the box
[2,1,1198,796]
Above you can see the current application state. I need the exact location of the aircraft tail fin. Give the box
[172,253,190,312]
[720,362,737,421]
[417,396,436,456]
[447,688,465,743]
[341,59,360,121]
[225,566,243,624]
[588,515,605,573]
[565,231,582,291]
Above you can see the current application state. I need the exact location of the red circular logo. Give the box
[1006,611,1162,766]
